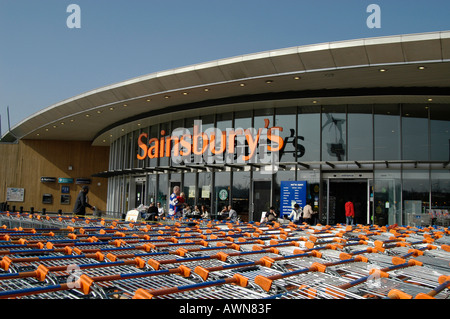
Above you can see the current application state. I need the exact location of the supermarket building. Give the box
[1,31,449,226]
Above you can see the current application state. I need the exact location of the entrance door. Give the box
[135,180,146,208]
[252,181,272,222]
[329,180,368,225]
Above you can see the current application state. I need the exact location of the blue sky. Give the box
[1,0,449,132]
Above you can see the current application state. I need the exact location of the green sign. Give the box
[219,189,228,201]
[58,178,74,184]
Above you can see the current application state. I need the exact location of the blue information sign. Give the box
[280,181,307,218]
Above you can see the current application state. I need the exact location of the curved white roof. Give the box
[3,30,450,145]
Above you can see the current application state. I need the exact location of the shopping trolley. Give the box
[132,273,270,299]
[270,281,366,299]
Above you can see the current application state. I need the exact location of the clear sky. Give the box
[1,0,449,132]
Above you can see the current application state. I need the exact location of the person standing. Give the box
[345,199,355,225]
[169,186,180,217]
[288,204,302,225]
[73,186,95,217]
[176,192,186,218]
[303,201,313,225]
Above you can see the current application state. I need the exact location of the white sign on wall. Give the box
[6,188,25,202]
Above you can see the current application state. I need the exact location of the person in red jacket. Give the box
[345,200,355,225]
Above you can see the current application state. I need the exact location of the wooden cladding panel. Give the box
[0,140,109,214]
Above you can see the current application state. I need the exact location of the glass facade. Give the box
[106,103,450,226]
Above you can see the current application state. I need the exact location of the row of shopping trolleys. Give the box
[0,211,449,299]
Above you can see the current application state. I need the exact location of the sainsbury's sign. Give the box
[137,119,284,174]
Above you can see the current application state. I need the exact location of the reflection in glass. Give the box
[374,170,401,226]
[254,108,274,165]
[275,107,297,163]
[197,172,211,209]
[232,171,250,221]
[147,175,157,205]
[157,174,168,210]
[159,122,171,167]
[402,104,429,161]
[213,113,232,164]
[233,111,252,164]
[431,170,450,210]
[322,105,346,161]
[374,104,400,160]
[430,104,450,161]
[148,125,159,168]
[403,170,430,224]
[214,172,230,216]
[183,172,196,207]
[348,105,373,161]
[298,106,320,162]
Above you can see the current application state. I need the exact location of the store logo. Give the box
[137,119,284,174]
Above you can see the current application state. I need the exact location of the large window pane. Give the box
[374,104,400,160]
[254,108,274,165]
[431,170,450,226]
[157,174,168,211]
[216,112,232,131]
[275,107,297,163]
[402,104,429,161]
[183,172,196,208]
[374,170,401,226]
[298,106,321,162]
[403,170,430,224]
[148,125,159,168]
[430,104,450,161]
[233,111,252,164]
[147,174,157,205]
[232,171,250,222]
[322,105,346,161]
[214,172,230,216]
[348,105,373,161]
[198,172,211,210]
[431,170,450,210]
[159,122,171,167]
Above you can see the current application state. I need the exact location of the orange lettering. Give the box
[166,136,178,157]
[209,132,226,155]
[137,133,148,160]
[148,138,159,159]
[243,128,262,161]
[268,127,284,152]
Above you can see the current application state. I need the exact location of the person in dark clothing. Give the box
[73,186,95,217]
[146,202,158,221]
